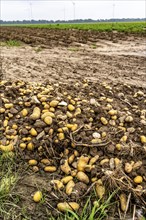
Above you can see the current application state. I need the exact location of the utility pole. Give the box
[29,2,33,21]
[71,1,75,20]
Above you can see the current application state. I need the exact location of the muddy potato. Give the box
[66,180,75,195]
[119,193,127,212]
[95,184,105,199]
[61,160,71,174]
[77,155,89,171]
[68,154,75,164]
[89,155,99,165]
[51,180,64,190]
[30,107,41,120]
[125,162,133,173]
[57,202,79,212]
[33,191,42,203]
[76,171,89,184]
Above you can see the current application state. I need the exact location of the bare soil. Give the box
[0,27,146,220]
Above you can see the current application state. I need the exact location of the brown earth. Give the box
[0,27,146,220]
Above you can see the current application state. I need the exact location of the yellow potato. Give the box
[68,154,75,164]
[51,180,64,190]
[58,133,65,140]
[66,180,75,195]
[21,109,28,117]
[4,103,13,109]
[100,117,108,125]
[28,159,38,166]
[119,193,127,212]
[108,109,117,116]
[41,112,55,119]
[57,202,79,212]
[50,100,59,107]
[0,144,14,152]
[30,128,37,136]
[134,176,143,184]
[95,184,105,199]
[27,142,34,151]
[140,135,146,144]
[33,191,42,203]
[61,160,71,174]
[44,116,53,125]
[68,104,75,111]
[44,166,57,172]
[76,171,89,184]
[30,107,41,120]
[77,155,89,171]
[61,176,73,184]
[19,143,26,150]
[89,155,99,165]
[0,108,5,113]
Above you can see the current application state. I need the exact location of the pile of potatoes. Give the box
[0,80,146,213]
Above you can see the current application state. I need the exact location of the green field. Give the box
[10,21,146,33]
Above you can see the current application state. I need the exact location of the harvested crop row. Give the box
[0,79,146,218]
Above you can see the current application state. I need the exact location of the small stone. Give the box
[92,132,101,139]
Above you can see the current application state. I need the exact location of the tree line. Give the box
[0,18,145,24]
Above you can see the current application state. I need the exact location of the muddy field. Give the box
[0,27,146,220]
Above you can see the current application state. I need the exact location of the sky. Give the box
[1,0,146,21]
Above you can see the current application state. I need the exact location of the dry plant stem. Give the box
[124,193,131,219]
[132,205,136,220]
[70,132,111,147]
